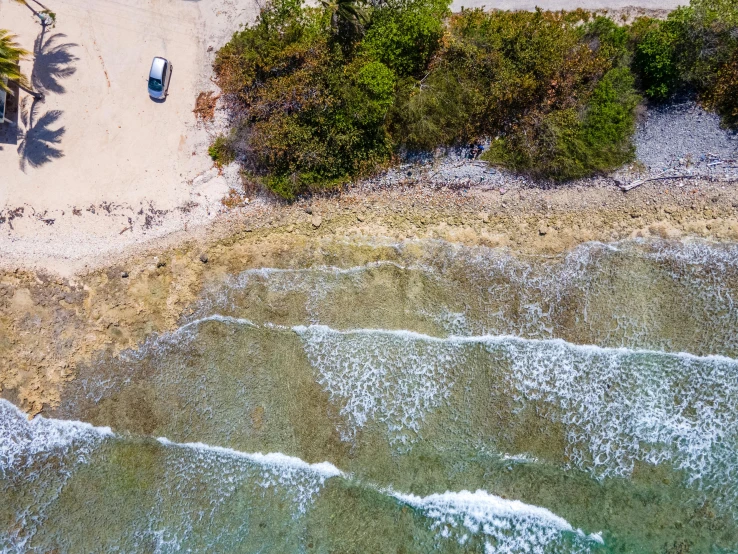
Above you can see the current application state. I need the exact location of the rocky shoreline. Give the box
[2,173,738,415]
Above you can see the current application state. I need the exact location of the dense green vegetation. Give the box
[213,0,738,199]
[632,0,738,126]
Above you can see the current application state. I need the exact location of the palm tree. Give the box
[0,29,32,94]
[320,0,369,34]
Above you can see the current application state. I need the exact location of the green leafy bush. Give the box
[208,135,234,166]
[391,9,639,179]
[685,0,738,126]
[361,0,449,77]
[483,68,639,179]
[705,53,738,126]
[632,9,691,100]
[630,0,738,127]
[213,0,399,199]
[211,0,735,199]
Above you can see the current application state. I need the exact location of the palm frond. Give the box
[0,29,31,93]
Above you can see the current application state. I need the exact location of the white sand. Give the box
[0,0,685,276]
[0,0,257,274]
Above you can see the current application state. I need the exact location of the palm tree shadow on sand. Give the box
[31,31,78,95]
[17,96,65,171]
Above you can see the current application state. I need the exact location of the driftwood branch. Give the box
[621,157,738,191]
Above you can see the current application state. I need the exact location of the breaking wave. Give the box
[186,238,738,356]
[295,324,738,506]
[0,400,602,553]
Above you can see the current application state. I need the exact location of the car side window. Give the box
[162,62,168,80]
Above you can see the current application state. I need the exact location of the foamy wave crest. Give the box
[179,238,738,357]
[125,314,259,361]
[72,315,260,404]
[295,325,465,445]
[494,339,738,502]
[392,489,603,553]
[104,314,738,502]
[149,438,605,551]
[0,399,112,476]
[1,402,606,552]
[0,399,113,552]
[293,325,738,505]
[418,238,738,354]
[156,438,342,515]
[192,261,410,323]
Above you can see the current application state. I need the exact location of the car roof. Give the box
[149,57,167,79]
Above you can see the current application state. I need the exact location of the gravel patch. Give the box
[364,102,738,193]
[634,101,738,178]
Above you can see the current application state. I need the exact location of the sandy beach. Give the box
[0,0,255,274]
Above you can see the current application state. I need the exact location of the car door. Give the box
[162,61,169,93]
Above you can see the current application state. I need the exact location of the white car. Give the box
[148,57,171,99]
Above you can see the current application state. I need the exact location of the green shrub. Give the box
[584,16,630,65]
[483,68,639,180]
[212,0,736,197]
[630,0,738,126]
[361,0,449,77]
[704,52,738,126]
[350,60,396,124]
[684,0,738,126]
[631,10,690,99]
[391,9,639,179]
[208,135,234,166]
[389,67,483,150]
[582,67,640,161]
[213,0,393,199]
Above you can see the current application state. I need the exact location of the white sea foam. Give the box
[1,401,606,552]
[179,237,738,356]
[127,316,737,499]
[0,399,113,552]
[151,438,606,551]
[501,453,539,464]
[493,338,738,498]
[156,438,343,480]
[0,399,112,475]
[139,438,602,554]
[151,436,608,552]
[291,324,738,507]
[178,313,258,333]
[294,324,466,445]
[122,313,260,361]
[293,324,738,363]
[392,489,602,553]
[191,260,411,324]
[101,315,738,499]
[156,437,342,515]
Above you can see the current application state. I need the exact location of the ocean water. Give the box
[2,238,738,553]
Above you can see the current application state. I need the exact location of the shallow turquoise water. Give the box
[2,238,738,553]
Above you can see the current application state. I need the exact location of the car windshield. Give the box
[148,77,163,92]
